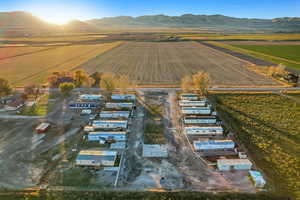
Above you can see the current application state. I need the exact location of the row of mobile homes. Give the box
[75,150,117,167]
[183,116,217,125]
[184,126,223,136]
[69,101,100,109]
[88,132,127,142]
[92,120,128,129]
[217,159,252,171]
[181,106,211,115]
[100,111,130,119]
[193,140,235,151]
[111,94,136,101]
[79,94,102,101]
[179,100,206,107]
[105,102,133,110]
[180,94,198,100]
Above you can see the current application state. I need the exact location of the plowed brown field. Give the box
[80,41,279,86]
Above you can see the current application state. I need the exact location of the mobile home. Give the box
[183,116,217,124]
[92,120,128,129]
[179,100,206,107]
[100,111,130,119]
[111,94,136,101]
[249,170,266,188]
[105,102,133,109]
[181,107,211,115]
[69,102,100,109]
[88,131,127,142]
[184,126,223,136]
[79,94,102,101]
[180,94,198,100]
[217,159,252,171]
[75,150,117,167]
[194,140,235,151]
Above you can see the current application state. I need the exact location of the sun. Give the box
[35,12,73,25]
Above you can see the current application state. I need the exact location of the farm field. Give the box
[207,41,300,71]
[80,41,278,86]
[0,42,123,86]
[214,94,300,199]
[0,46,53,60]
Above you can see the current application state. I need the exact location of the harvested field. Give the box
[0,46,53,60]
[80,41,279,86]
[0,42,123,86]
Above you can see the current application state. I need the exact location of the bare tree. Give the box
[192,71,211,97]
[267,66,277,77]
[180,75,193,92]
[118,75,131,94]
[100,73,116,99]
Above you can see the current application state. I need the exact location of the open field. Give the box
[0,46,53,60]
[179,34,300,41]
[80,41,278,86]
[0,42,123,86]
[207,41,300,71]
[213,94,300,199]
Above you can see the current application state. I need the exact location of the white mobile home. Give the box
[194,140,235,151]
[111,94,136,101]
[179,100,206,107]
[100,111,130,119]
[184,126,223,136]
[92,120,128,129]
[183,116,217,124]
[79,94,102,101]
[69,102,100,109]
[217,159,252,171]
[76,150,117,167]
[88,131,127,142]
[181,107,211,115]
[180,94,198,100]
[105,102,133,109]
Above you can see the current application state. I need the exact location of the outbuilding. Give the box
[76,150,117,167]
[184,126,223,136]
[194,140,235,151]
[100,111,130,119]
[217,159,252,171]
[105,102,133,110]
[184,116,217,124]
[180,94,198,100]
[92,120,128,129]
[36,122,50,134]
[181,106,211,115]
[111,94,136,101]
[88,131,127,142]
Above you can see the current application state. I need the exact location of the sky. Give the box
[1,0,299,24]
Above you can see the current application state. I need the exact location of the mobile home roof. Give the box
[217,159,252,166]
[79,150,117,156]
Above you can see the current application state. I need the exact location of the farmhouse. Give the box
[105,102,133,109]
[36,122,50,134]
[88,131,127,142]
[217,159,252,171]
[111,94,136,101]
[69,101,100,109]
[249,170,266,188]
[184,126,223,136]
[79,94,102,101]
[92,120,128,129]
[75,150,117,167]
[181,106,211,115]
[179,100,206,107]
[100,111,130,119]
[183,116,217,124]
[194,140,235,151]
[180,94,198,100]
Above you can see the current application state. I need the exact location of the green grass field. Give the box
[208,42,300,70]
[213,94,300,199]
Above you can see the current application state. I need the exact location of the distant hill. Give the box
[88,14,300,31]
[63,20,101,33]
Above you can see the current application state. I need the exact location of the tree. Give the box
[192,71,211,97]
[48,71,73,88]
[90,72,102,87]
[99,73,116,98]
[118,75,131,94]
[59,82,75,96]
[267,66,276,77]
[275,64,286,76]
[180,75,193,92]
[0,78,12,97]
[82,77,95,89]
[73,69,89,88]
[24,84,41,100]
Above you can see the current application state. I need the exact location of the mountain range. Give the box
[0,11,300,36]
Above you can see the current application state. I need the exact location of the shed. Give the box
[79,94,102,101]
[179,100,206,107]
[100,111,130,119]
[194,140,235,151]
[184,126,223,136]
[88,131,127,142]
[184,116,217,124]
[36,123,50,134]
[181,106,211,115]
[92,120,128,129]
[105,102,133,109]
[111,94,136,101]
[217,159,252,171]
[180,94,198,100]
[249,170,266,188]
[76,150,117,167]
